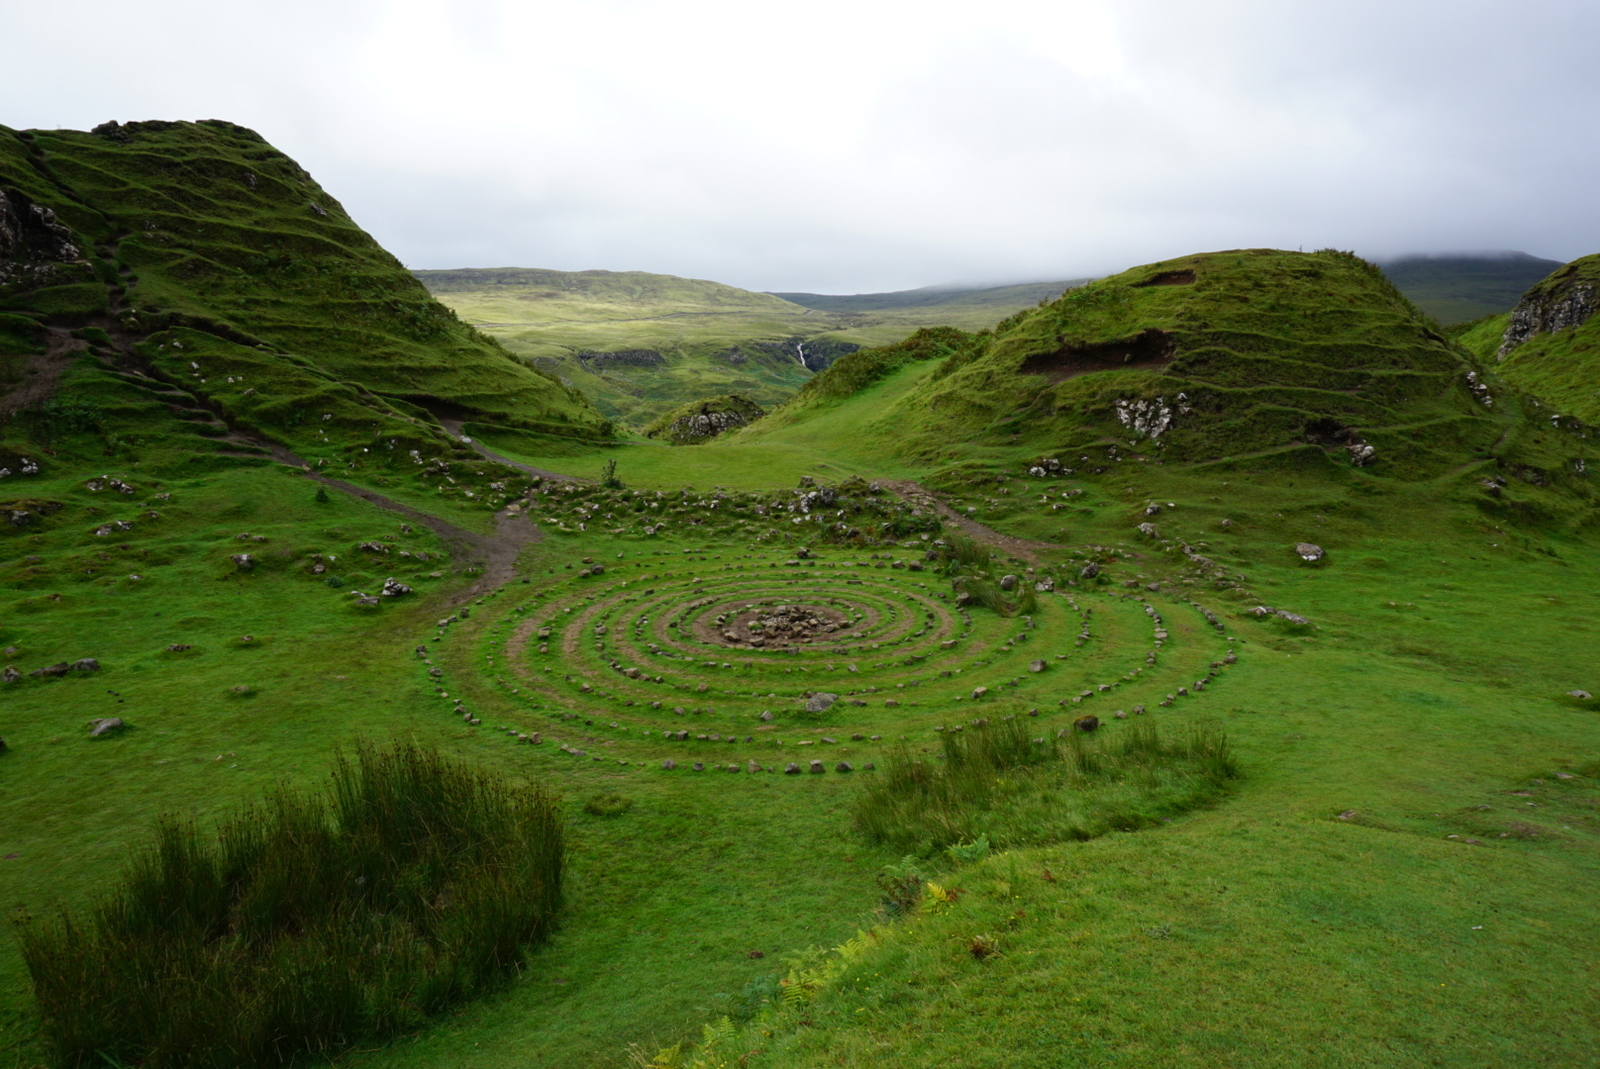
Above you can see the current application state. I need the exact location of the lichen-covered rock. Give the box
[642,395,766,445]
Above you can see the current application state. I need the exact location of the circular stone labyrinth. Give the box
[427,547,1250,777]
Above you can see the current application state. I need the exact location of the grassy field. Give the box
[7,425,1597,1069]
[414,269,1077,430]
[5,123,1600,1068]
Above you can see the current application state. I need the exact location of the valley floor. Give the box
[3,436,1598,1069]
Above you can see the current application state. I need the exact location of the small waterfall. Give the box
[795,340,809,370]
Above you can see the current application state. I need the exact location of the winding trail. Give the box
[434,417,585,482]
[878,478,1060,565]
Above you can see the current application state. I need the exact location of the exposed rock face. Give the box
[576,349,666,370]
[643,394,766,445]
[0,186,84,289]
[1500,280,1598,358]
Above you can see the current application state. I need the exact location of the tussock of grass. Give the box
[852,717,1237,851]
[15,741,563,1069]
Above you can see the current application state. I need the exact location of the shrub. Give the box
[851,717,1237,851]
[16,741,563,1069]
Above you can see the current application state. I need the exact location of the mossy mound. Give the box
[775,249,1533,480]
[642,394,765,444]
[0,120,610,446]
[1482,254,1600,425]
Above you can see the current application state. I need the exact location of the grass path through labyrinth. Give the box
[425,546,1241,781]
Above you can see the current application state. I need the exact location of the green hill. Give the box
[415,269,1079,429]
[1379,252,1562,324]
[742,248,1583,496]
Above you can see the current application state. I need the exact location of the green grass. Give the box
[6,128,1600,1069]
[853,717,1238,851]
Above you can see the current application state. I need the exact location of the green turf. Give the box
[5,127,1600,1069]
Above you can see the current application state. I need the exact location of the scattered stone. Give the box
[805,692,838,713]
[380,577,412,597]
[836,761,853,773]
[784,762,801,775]
[1336,810,1358,820]
[972,686,989,700]
[1080,562,1100,579]
[1569,690,1593,700]
[1028,659,1046,673]
[1295,542,1325,563]
[30,662,69,678]
[355,596,381,607]
[692,762,704,771]
[1000,574,1018,591]
[167,644,192,653]
[72,658,100,672]
[1,666,18,683]
[1114,709,1128,719]
[809,759,825,774]
[1074,715,1099,732]
[88,717,124,737]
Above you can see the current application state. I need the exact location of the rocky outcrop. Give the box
[576,349,666,370]
[0,186,86,290]
[1500,266,1599,359]
[643,394,766,445]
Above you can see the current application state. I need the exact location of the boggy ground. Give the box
[3,439,1599,1069]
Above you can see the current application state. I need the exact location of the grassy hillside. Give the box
[1379,252,1561,325]
[6,149,1600,1069]
[415,269,1077,430]
[738,249,1587,503]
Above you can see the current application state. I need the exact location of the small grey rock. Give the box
[805,692,838,713]
[784,762,801,775]
[88,717,124,737]
[72,658,100,672]
[1569,690,1593,700]
[1295,542,1325,563]
[662,759,677,770]
[809,759,825,774]
[1028,659,1046,673]
[836,761,853,773]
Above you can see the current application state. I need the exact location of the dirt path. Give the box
[434,417,585,482]
[264,442,543,602]
[878,478,1061,565]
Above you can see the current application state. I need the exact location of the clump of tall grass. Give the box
[852,717,1236,852]
[16,741,563,1069]
[935,535,1038,617]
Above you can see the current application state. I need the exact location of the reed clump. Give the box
[16,741,563,1069]
[852,717,1236,851]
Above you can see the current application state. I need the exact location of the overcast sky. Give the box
[5,0,1598,292]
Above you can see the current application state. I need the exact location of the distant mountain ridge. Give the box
[1377,251,1562,324]
[769,280,1083,313]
